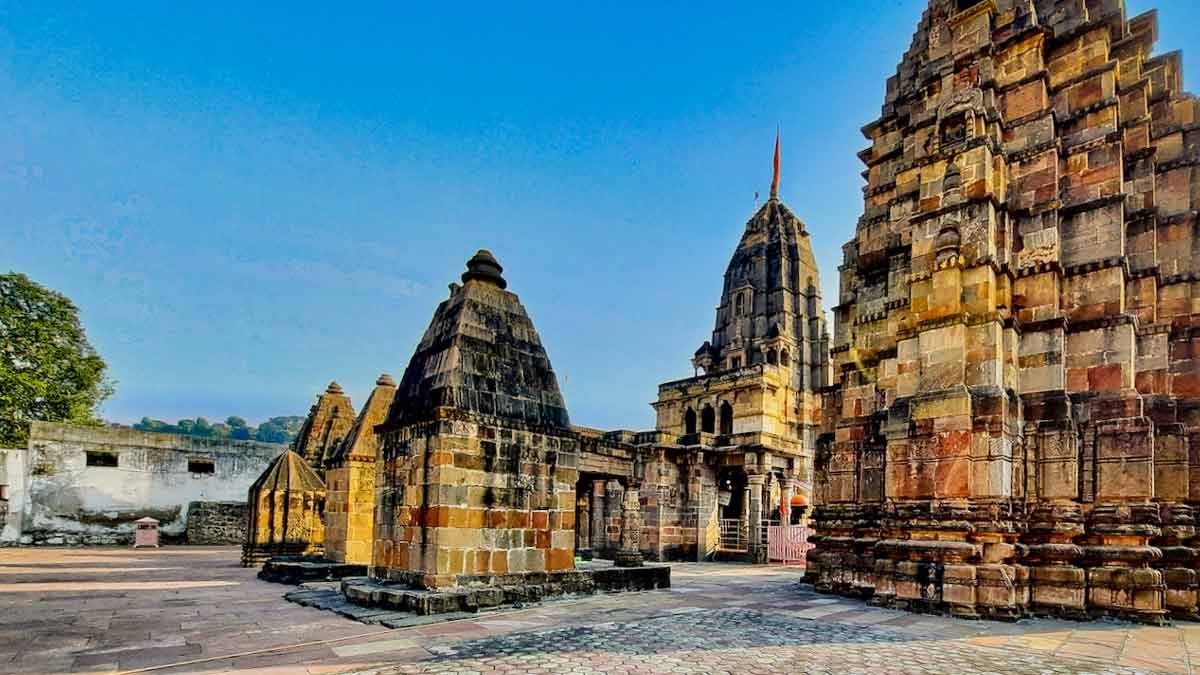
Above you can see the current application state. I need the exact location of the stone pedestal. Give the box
[1084,503,1167,624]
[1154,503,1197,620]
[1025,502,1087,619]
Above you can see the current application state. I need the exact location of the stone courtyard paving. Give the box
[1,548,1199,674]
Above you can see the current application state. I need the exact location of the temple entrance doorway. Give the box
[716,470,747,551]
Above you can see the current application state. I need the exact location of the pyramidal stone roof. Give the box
[292,381,356,468]
[249,449,325,494]
[329,374,397,463]
[381,250,570,430]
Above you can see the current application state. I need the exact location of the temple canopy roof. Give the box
[249,449,325,494]
[382,250,570,430]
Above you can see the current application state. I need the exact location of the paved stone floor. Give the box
[3,547,1200,674]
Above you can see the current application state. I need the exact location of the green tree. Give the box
[192,417,214,437]
[0,273,113,447]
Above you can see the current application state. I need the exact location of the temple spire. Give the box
[769,129,781,201]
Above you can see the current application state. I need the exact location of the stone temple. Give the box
[370,250,580,589]
[246,152,831,605]
[809,0,1200,622]
[242,0,1199,627]
[648,138,831,562]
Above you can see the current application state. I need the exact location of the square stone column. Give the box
[615,485,644,567]
[590,480,607,554]
[575,494,592,559]
[747,473,767,563]
[604,479,625,556]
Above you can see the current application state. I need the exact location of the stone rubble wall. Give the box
[185,501,248,545]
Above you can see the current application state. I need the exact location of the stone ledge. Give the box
[340,562,671,616]
[259,556,368,585]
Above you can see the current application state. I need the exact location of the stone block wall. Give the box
[185,501,247,545]
[324,459,376,564]
[373,413,579,589]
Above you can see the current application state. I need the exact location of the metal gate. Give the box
[718,519,747,551]
[767,525,813,564]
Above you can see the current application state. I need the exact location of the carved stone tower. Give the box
[810,0,1200,623]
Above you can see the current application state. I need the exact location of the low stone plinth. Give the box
[259,556,368,585]
[341,561,671,616]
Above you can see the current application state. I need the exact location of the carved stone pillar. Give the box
[590,480,607,554]
[575,494,592,560]
[604,479,624,556]
[616,484,644,567]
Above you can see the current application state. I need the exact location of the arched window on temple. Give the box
[719,402,733,435]
[780,347,790,366]
[684,407,697,435]
[701,405,715,434]
[767,349,778,365]
[735,292,746,317]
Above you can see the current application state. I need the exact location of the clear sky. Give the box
[3,1,1197,431]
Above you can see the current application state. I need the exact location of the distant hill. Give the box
[127,415,305,444]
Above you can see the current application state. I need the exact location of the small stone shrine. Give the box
[341,251,669,614]
[241,450,326,566]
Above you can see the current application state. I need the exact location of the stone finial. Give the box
[769,129,781,201]
[376,373,396,387]
[461,249,507,289]
[326,381,344,395]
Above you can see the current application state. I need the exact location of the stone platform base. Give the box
[258,556,368,585]
[342,560,671,615]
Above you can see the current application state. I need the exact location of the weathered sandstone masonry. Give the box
[809,0,1200,623]
[324,374,396,565]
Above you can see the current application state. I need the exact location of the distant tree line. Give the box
[131,415,305,444]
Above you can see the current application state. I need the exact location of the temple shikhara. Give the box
[240,0,1199,625]
[808,0,1200,622]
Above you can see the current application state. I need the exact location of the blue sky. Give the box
[3,1,1197,431]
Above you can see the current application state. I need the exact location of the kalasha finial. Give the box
[326,381,344,395]
[462,249,507,289]
[770,128,781,201]
[376,373,396,387]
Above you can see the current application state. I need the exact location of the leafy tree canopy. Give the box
[0,273,113,447]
